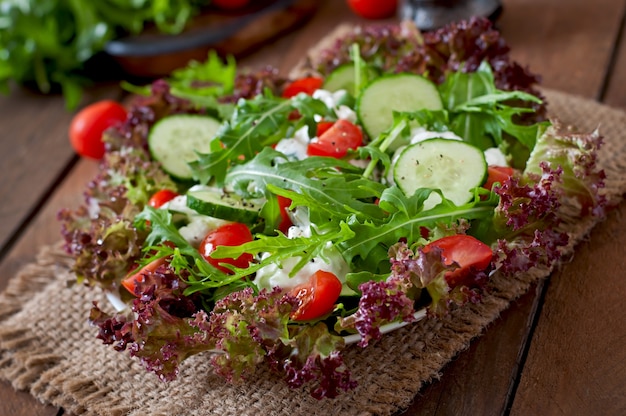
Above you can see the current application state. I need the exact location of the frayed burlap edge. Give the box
[0,25,624,416]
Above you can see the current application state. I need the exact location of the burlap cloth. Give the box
[0,88,624,414]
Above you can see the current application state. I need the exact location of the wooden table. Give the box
[1,0,625,414]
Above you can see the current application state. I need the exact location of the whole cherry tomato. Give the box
[282,77,324,98]
[148,189,179,208]
[69,100,127,159]
[289,270,343,321]
[199,223,254,274]
[307,119,363,158]
[422,235,493,288]
[212,0,250,10]
[346,0,398,19]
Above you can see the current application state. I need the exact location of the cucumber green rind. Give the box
[393,139,487,210]
[187,189,264,223]
[323,64,378,94]
[357,74,443,139]
[148,114,222,180]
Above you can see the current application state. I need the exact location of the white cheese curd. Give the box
[312,89,346,110]
[178,216,230,247]
[335,105,358,123]
[274,125,310,160]
[312,89,357,123]
[254,206,354,295]
[484,147,509,167]
[409,127,463,144]
[160,187,230,246]
[253,243,352,295]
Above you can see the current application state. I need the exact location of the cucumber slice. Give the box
[187,188,264,223]
[323,64,377,94]
[357,74,443,140]
[149,114,221,180]
[393,139,487,210]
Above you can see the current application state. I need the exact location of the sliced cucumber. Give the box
[187,188,264,223]
[148,114,221,180]
[357,74,443,140]
[323,64,377,94]
[393,139,487,210]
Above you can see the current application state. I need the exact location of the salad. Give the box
[59,18,606,399]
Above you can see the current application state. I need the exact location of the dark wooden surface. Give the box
[0,1,624,415]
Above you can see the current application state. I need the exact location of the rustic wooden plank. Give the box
[0,159,98,415]
[0,385,58,416]
[0,84,124,257]
[399,283,543,415]
[510,201,626,416]
[602,10,626,109]
[510,4,626,415]
[499,0,625,99]
[396,0,626,414]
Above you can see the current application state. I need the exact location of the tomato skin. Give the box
[148,189,179,208]
[289,270,343,321]
[423,235,492,288]
[307,119,363,158]
[316,121,335,137]
[69,100,127,159]
[212,0,250,9]
[121,257,168,296]
[276,195,293,234]
[483,166,515,191]
[199,223,254,274]
[282,77,324,98]
[346,0,398,19]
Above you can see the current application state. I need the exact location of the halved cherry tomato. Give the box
[282,77,324,98]
[199,223,254,274]
[276,195,293,234]
[69,100,127,159]
[121,257,168,296]
[307,119,363,158]
[346,0,398,19]
[212,0,250,9]
[483,166,515,191]
[148,189,179,208]
[289,270,343,321]
[422,235,493,288]
[316,121,335,137]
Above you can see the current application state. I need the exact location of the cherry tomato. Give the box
[316,121,335,137]
[276,195,293,234]
[289,270,343,321]
[69,100,127,159]
[148,189,179,208]
[282,77,324,98]
[212,0,250,10]
[199,223,254,274]
[307,119,363,158]
[483,166,515,191]
[121,257,168,296]
[422,235,493,288]
[346,0,398,19]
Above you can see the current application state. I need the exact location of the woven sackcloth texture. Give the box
[0,88,625,415]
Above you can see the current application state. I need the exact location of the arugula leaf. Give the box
[226,147,386,225]
[190,93,331,185]
[340,187,497,271]
[439,61,545,152]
